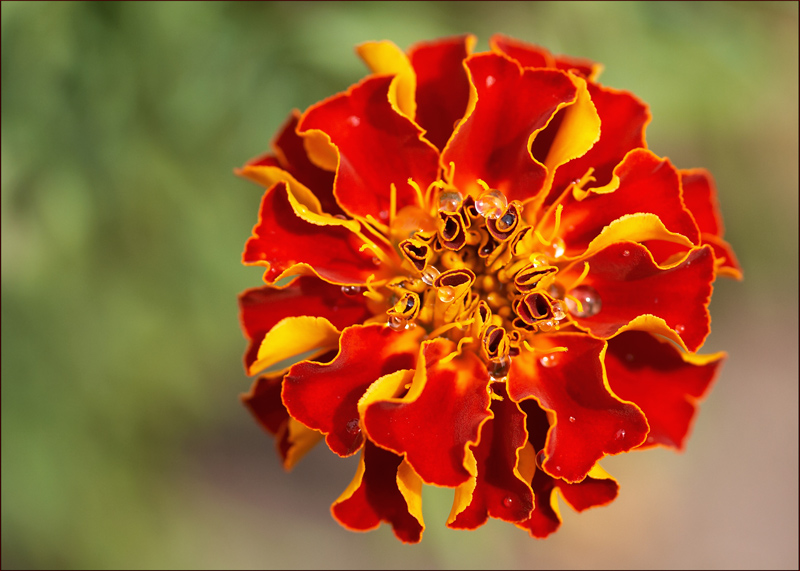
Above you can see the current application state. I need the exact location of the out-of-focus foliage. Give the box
[2,2,797,569]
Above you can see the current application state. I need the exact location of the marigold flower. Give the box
[236,35,742,542]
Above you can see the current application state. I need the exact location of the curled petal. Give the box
[247,316,341,376]
[507,333,649,483]
[332,441,424,544]
[362,338,493,487]
[241,375,324,470]
[448,383,534,529]
[238,277,372,372]
[298,75,440,223]
[681,169,743,279]
[357,40,417,119]
[243,181,386,285]
[238,110,341,215]
[552,149,701,258]
[490,34,602,81]
[442,52,578,203]
[606,330,725,450]
[408,34,476,151]
[283,324,424,457]
[562,242,716,352]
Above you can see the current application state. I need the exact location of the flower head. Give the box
[236,35,741,542]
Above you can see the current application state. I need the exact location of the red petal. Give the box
[363,338,493,487]
[563,242,716,352]
[242,111,342,216]
[681,169,743,279]
[605,330,725,450]
[550,83,650,199]
[238,277,373,372]
[448,383,534,529]
[243,181,384,285]
[297,75,440,223]
[408,35,475,151]
[442,53,578,203]
[490,34,601,81]
[241,374,326,470]
[507,333,649,483]
[555,149,700,257]
[331,441,423,543]
[283,324,424,457]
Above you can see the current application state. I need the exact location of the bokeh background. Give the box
[2,1,797,569]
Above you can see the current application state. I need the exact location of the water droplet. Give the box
[334,214,349,220]
[622,249,630,257]
[530,254,548,268]
[388,315,408,331]
[537,320,555,332]
[438,285,456,303]
[502,496,514,508]
[438,190,462,213]
[475,190,507,219]
[496,211,516,232]
[488,357,510,381]
[485,75,496,88]
[547,281,565,299]
[615,428,626,441]
[420,266,440,286]
[565,285,602,318]
[539,353,559,368]
[347,115,361,127]
[551,301,566,321]
[341,285,363,296]
[345,418,361,434]
[674,323,686,334]
[647,435,655,443]
[535,449,546,470]
[548,237,565,259]
[569,416,576,423]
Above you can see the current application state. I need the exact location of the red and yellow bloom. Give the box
[237,35,741,542]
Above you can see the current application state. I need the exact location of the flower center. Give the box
[376,181,601,378]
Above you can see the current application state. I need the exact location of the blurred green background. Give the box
[2,2,797,569]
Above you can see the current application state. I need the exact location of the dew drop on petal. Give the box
[341,285,363,296]
[565,285,602,318]
[539,353,559,368]
[347,115,361,127]
[496,211,516,231]
[538,320,555,332]
[548,237,565,259]
[615,428,627,441]
[485,74,496,88]
[421,266,440,286]
[551,301,566,321]
[569,416,576,423]
[438,285,456,303]
[535,449,546,470]
[475,190,507,219]
[438,190,462,213]
[503,496,514,508]
[345,418,361,435]
[488,357,510,381]
[622,249,630,257]
[674,323,686,334]
[388,315,408,331]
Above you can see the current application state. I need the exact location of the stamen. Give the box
[407,178,426,210]
[390,182,397,224]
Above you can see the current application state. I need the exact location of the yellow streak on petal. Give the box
[397,459,425,531]
[447,448,478,525]
[542,75,601,193]
[356,40,417,120]
[247,316,341,376]
[567,213,694,262]
[283,418,325,471]
[357,369,415,419]
[302,128,339,172]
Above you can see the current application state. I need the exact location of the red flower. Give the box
[236,35,741,542]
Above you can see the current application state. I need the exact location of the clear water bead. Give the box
[502,496,514,508]
[345,418,361,434]
[420,266,440,286]
[438,285,456,303]
[548,237,565,259]
[539,353,559,368]
[438,190,462,213]
[488,357,510,381]
[388,315,408,331]
[496,211,516,231]
[341,285,363,296]
[551,300,566,321]
[475,190,507,219]
[565,285,602,318]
